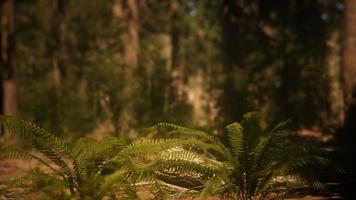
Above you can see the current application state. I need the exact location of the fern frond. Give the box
[200,173,229,199]
[151,122,193,131]
[98,169,130,198]
[240,112,261,148]
[226,122,244,157]
[270,120,292,134]
[253,129,291,171]
[72,137,124,180]
[5,170,64,191]
[0,150,56,172]
[71,137,96,157]
[156,150,225,174]
[0,115,70,155]
[149,178,166,200]
[167,129,232,160]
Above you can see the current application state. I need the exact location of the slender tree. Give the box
[1,0,17,117]
[342,0,356,116]
[338,0,356,163]
[0,5,3,117]
[169,0,184,103]
[220,0,250,123]
[51,0,66,89]
[111,0,140,140]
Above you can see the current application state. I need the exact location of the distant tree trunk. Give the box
[112,0,139,140]
[0,2,3,135]
[123,0,139,72]
[326,31,344,127]
[342,0,356,114]
[46,0,67,134]
[0,18,3,116]
[336,0,356,173]
[51,0,66,89]
[220,0,248,123]
[170,0,180,71]
[168,0,186,107]
[340,0,356,138]
[122,0,139,140]
[1,0,17,117]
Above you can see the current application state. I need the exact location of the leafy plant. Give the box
[0,115,172,200]
[151,112,329,199]
[0,113,330,200]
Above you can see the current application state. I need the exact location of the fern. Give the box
[220,113,329,199]
[0,115,164,199]
[151,113,330,200]
[0,114,330,199]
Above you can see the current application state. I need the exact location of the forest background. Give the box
[1,0,355,173]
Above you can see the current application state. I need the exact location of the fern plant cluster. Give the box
[0,113,329,200]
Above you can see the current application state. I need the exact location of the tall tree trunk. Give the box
[123,0,139,72]
[327,31,344,127]
[335,0,356,175]
[342,0,356,113]
[220,0,248,123]
[168,0,186,108]
[112,0,139,140]
[0,15,3,116]
[46,0,67,134]
[341,0,356,136]
[51,0,66,89]
[122,0,139,140]
[1,0,17,117]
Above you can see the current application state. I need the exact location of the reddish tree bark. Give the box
[1,0,17,117]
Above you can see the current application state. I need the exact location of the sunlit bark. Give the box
[1,0,17,117]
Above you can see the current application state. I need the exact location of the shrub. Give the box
[0,113,330,200]
[0,115,167,200]
[152,112,329,199]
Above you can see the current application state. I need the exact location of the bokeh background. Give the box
[1,0,355,165]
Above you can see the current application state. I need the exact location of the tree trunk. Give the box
[220,0,248,123]
[335,0,356,175]
[122,0,139,140]
[1,0,17,117]
[112,0,139,140]
[326,31,344,127]
[0,12,3,116]
[341,0,356,136]
[168,0,186,107]
[342,0,356,112]
[51,0,66,89]
[123,0,139,72]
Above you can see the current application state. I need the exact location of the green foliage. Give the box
[0,115,169,200]
[0,113,331,199]
[151,113,330,199]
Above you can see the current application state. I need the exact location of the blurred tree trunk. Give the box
[341,0,356,139]
[342,0,356,116]
[220,0,248,123]
[1,0,17,117]
[51,0,66,89]
[122,0,138,140]
[47,0,67,134]
[0,17,3,116]
[336,0,356,173]
[169,0,185,104]
[327,31,344,127]
[123,0,139,72]
[112,0,139,140]
[170,0,180,71]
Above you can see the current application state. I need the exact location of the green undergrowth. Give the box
[0,112,330,200]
